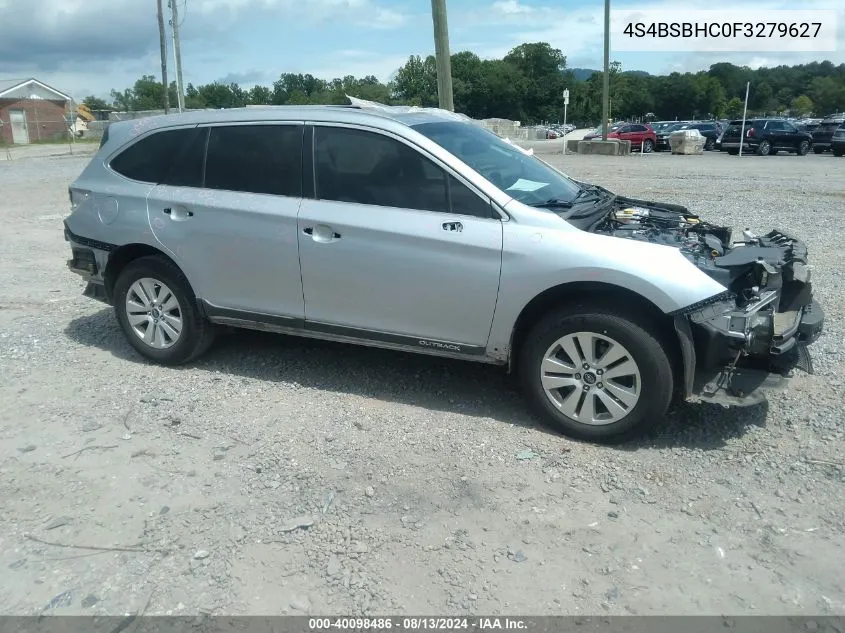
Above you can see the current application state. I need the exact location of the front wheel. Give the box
[727,148,739,155]
[834,149,844,157]
[704,137,715,151]
[113,255,216,365]
[813,146,825,154]
[518,305,674,443]
[797,140,810,156]
[642,139,654,153]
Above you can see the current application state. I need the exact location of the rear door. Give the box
[147,122,306,319]
[296,123,503,349]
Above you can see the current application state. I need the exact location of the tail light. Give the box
[69,187,90,211]
[746,128,756,138]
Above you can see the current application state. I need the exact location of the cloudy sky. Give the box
[0,0,842,100]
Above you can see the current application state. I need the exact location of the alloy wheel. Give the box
[540,332,641,425]
[125,277,183,349]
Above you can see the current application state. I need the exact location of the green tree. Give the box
[247,85,272,105]
[82,96,111,111]
[391,55,438,107]
[724,97,744,119]
[790,95,814,116]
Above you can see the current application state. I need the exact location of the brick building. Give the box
[0,78,72,145]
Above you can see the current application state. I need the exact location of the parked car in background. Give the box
[655,122,687,151]
[832,127,845,156]
[811,114,845,153]
[583,123,624,140]
[586,123,657,152]
[62,103,824,443]
[795,119,822,133]
[651,121,676,134]
[720,118,812,156]
[677,122,722,150]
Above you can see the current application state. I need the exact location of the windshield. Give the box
[411,121,583,206]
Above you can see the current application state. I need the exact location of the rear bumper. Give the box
[64,222,112,305]
[721,140,757,151]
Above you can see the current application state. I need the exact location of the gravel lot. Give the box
[1,146,843,618]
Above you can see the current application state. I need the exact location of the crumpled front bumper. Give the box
[680,298,825,406]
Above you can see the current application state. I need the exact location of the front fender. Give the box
[488,219,729,356]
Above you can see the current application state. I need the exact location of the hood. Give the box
[588,197,811,311]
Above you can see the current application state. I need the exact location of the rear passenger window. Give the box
[110,128,198,184]
[314,126,492,218]
[204,125,303,197]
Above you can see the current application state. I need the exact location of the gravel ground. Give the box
[1,146,843,618]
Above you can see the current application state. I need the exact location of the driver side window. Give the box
[314,126,493,219]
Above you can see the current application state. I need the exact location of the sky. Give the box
[0,0,842,101]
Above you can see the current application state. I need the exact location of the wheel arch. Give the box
[507,281,685,393]
[104,243,185,302]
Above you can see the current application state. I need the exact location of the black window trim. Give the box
[105,123,201,185]
[307,121,505,222]
[197,120,306,199]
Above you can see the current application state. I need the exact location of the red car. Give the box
[585,123,657,153]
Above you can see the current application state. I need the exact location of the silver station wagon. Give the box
[64,103,824,442]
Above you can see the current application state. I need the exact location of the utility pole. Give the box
[430,0,454,111]
[156,0,170,114]
[601,0,610,140]
[169,0,185,112]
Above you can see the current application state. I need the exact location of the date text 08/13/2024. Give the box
[308,617,527,630]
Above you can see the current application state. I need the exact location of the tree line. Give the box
[82,42,845,125]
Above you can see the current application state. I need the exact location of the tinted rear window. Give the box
[204,125,303,197]
[110,128,199,184]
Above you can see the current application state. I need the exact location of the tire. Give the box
[727,148,739,155]
[704,137,715,151]
[797,140,810,156]
[113,255,216,365]
[642,139,654,153]
[517,304,674,443]
[756,140,771,156]
[834,150,844,157]
[813,146,824,154]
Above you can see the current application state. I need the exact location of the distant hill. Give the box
[569,68,653,81]
[571,68,599,81]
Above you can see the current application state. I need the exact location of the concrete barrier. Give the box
[577,139,631,155]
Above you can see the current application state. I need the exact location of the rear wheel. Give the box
[797,140,810,156]
[833,149,844,157]
[704,137,715,151]
[727,148,739,155]
[642,139,654,153]
[757,140,771,156]
[518,305,674,443]
[813,146,825,154]
[114,256,216,365]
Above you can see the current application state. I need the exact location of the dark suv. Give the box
[677,122,722,150]
[720,118,812,156]
[811,114,845,154]
[832,127,845,157]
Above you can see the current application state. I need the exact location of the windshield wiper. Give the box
[529,185,604,210]
[529,198,574,209]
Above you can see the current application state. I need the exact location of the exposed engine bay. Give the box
[590,197,825,403]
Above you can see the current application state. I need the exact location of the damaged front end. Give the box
[592,198,825,405]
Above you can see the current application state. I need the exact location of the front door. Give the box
[9,110,29,144]
[297,124,503,349]
[147,123,306,320]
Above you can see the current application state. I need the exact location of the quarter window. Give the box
[110,127,200,184]
[204,125,303,197]
[314,126,492,218]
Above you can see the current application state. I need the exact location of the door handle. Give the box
[442,221,463,232]
[304,225,341,242]
[163,207,193,219]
